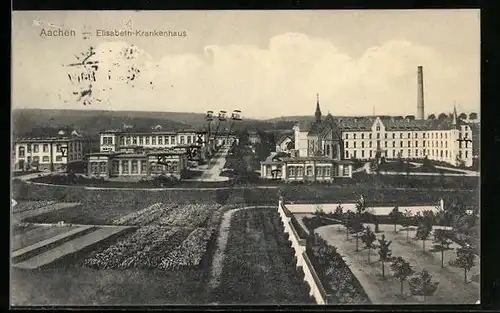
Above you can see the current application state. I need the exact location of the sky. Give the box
[12,10,480,119]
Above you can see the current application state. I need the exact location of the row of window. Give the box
[116,135,201,147]
[344,140,463,149]
[345,131,470,140]
[90,160,180,175]
[18,142,82,157]
[345,149,469,159]
[25,154,82,163]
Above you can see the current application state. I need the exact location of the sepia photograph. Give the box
[11,9,480,306]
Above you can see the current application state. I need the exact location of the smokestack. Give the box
[417,66,425,120]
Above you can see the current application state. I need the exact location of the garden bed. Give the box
[211,208,314,304]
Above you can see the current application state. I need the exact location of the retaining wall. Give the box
[277,198,329,305]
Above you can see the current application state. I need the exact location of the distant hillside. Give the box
[11,109,283,136]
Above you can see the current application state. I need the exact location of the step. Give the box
[13,202,81,222]
[14,226,130,269]
[11,225,95,264]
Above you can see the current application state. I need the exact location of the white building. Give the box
[275,134,294,153]
[12,131,85,171]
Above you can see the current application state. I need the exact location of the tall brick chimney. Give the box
[417,66,425,120]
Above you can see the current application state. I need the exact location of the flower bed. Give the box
[157,204,219,228]
[112,203,167,226]
[159,228,214,270]
[12,200,57,213]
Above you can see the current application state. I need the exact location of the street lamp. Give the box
[225,110,243,146]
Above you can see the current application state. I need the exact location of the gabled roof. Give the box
[276,134,294,145]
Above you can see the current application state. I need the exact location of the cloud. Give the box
[13,32,477,118]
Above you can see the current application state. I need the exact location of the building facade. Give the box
[86,147,189,179]
[12,133,85,171]
[275,134,294,153]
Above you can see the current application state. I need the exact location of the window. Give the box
[187,136,192,144]
[392,133,395,139]
[445,133,447,139]
[18,146,25,158]
[100,162,107,174]
[369,133,372,139]
[465,141,468,148]
[353,151,357,158]
[369,141,372,148]
[131,160,138,174]
[42,156,49,162]
[415,133,418,138]
[139,161,146,173]
[133,137,137,145]
[297,167,303,177]
[33,144,39,153]
[377,133,380,139]
[33,156,40,162]
[408,133,411,139]
[400,141,403,148]
[171,136,176,145]
[126,137,131,145]
[307,166,313,176]
[361,134,364,139]
[91,162,98,174]
[145,137,150,145]
[27,156,31,164]
[345,134,349,139]
[415,141,418,148]
[376,126,380,131]
[423,141,426,147]
[164,136,169,145]
[408,149,411,157]
[159,136,163,145]
[345,142,349,148]
[122,160,129,174]
[43,144,49,152]
[345,151,349,158]
[408,141,411,147]
[369,150,373,158]
[353,142,356,148]
[440,150,443,157]
[152,137,156,145]
[112,160,119,174]
[459,151,462,158]
[361,142,364,148]
[56,144,61,152]
[325,167,331,176]
[56,155,62,162]
[415,150,418,157]
[180,136,185,144]
[361,150,365,158]
[465,151,468,158]
[385,133,388,139]
[392,150,395,157]
[423,133,426,139]
[400,133,403,139]
[353,134,357,139]
[446,151,448,158]
[343,166,350,176]
[385,141,387,148]
[445,142,447,148]
[392,141,395,148]
[138,137,143,145]
[440,133,443,139]
[120,137,125,145]
[315,167,323,177]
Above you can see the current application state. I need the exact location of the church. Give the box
[260,94,354,182]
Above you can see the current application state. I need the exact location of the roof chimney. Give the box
[417,66,425,120]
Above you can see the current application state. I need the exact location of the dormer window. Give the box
[376,125,380,131]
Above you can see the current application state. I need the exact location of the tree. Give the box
[344,211,354,240]
[373,214,381,233]
[334,204,344,218]
[378,234,392,279]
[314,204,325,216]
[415,212,433,252]
[408,269,439,301]
[450,245,476,284]
[432,229,453,268]
[361,226,377,263]
[438,113,448,120]
[400,209,416,242]
[458,113,467,120]
[389,206,401,233]
[350,219,365,252]
[469,112,478,121]
[427,114,436,120]
[391,256,415,297]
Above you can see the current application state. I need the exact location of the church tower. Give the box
[315,93,322,123]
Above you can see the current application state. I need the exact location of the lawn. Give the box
[315,224,479,304]
[377,162,462,174]
[11,266,207,305]
[12,225,77,251]
[210,208,314,304]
